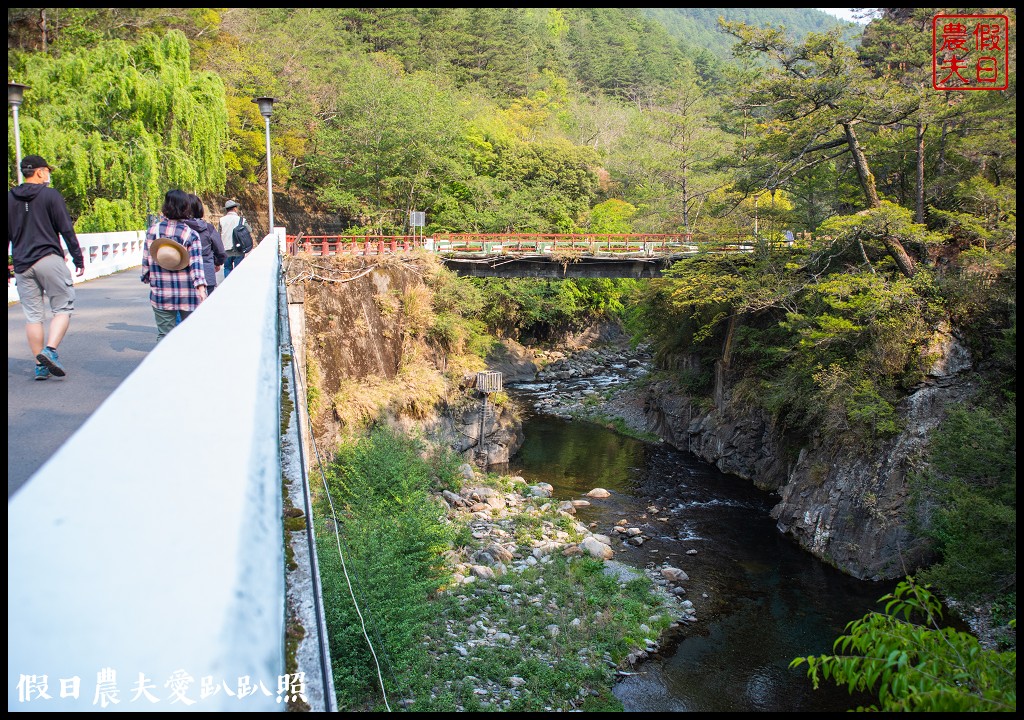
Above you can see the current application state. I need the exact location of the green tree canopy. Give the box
[792,579,1016,712]
[8,29,228,230]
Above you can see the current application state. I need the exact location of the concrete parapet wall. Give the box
[8,236,285,711]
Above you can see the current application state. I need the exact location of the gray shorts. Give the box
[16,253,76,324]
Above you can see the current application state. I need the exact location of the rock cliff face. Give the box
[643,330,977,581]
[288,254,524,465]
[425,396,525,467]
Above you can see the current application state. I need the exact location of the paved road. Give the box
[7,268,157,498]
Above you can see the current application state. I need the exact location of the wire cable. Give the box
[303,368,393,713]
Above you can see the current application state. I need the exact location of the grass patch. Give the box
[402,554,674,711]
[314,427,677,711]
[584,413,660,443]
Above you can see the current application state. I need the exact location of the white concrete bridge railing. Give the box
[8,235,288,711]
[8,230,147,304]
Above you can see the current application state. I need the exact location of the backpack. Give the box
[232,217,255,254]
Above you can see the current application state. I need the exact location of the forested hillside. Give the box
[6,7,865,236]
[640,7,862,60]
[8,6,1016,654]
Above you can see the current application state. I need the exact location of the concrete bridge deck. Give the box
[442,253,684,278]
[7,269,157,497]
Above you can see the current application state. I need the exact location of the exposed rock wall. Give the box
[412,399,525,466]
[289,254,524,465]
[642,333,978,581]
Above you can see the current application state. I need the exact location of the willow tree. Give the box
[7,30,228,231]
[721,22,919,277]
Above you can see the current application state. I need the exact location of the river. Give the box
[502,395,893,712]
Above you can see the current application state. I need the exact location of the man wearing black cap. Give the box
[8,155,85,380]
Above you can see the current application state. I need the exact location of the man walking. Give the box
[220,200,243,277]
[8,155,85,380]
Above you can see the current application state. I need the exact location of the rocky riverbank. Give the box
[510,340,656,437]
[412,333,726,709]
[420,462,699,710]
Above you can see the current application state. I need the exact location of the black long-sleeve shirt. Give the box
[8,182,84,273]
[184,218,227,287]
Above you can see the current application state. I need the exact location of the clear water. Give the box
[501,404,892,713]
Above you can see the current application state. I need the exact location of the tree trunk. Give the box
[937,95,952,175]
[844,122,916,277]
[916,120,926,224]
[681,171,690,233]
[39,8,47,50]
[721,313,738,367]
[843,122,880,209]
[882,234,916,277]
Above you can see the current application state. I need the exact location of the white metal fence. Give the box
[8,230,147,304]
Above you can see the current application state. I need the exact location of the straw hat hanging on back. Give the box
[150,238,190,271]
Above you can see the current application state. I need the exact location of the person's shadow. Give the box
[106,321,159,352]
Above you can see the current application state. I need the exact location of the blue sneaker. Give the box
[36,347,66,377]
[34,364,51,381]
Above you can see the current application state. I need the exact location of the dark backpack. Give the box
[232,217,254,253]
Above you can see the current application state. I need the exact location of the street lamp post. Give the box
[8,82,30,185]
[253,96,276,235]
[753,193,761,240]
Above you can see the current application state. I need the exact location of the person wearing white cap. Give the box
[220,199,244,277]
[7,154,86,380]
[141,189,208,342]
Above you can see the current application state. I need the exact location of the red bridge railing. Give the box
[284,235,428,257]
[284,232,809,257]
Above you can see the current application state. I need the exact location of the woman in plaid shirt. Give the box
[142,189,209,342]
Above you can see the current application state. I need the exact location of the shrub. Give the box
[317,428,454,708]
[912,404,1016,602]
[792,579,1016,712]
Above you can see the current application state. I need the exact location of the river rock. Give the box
[443,489,466,508]
[586,488,611,498]
[531,541,560,558]
[470,565,496,580]
[661,566,689,583]
[581,536,614,559]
